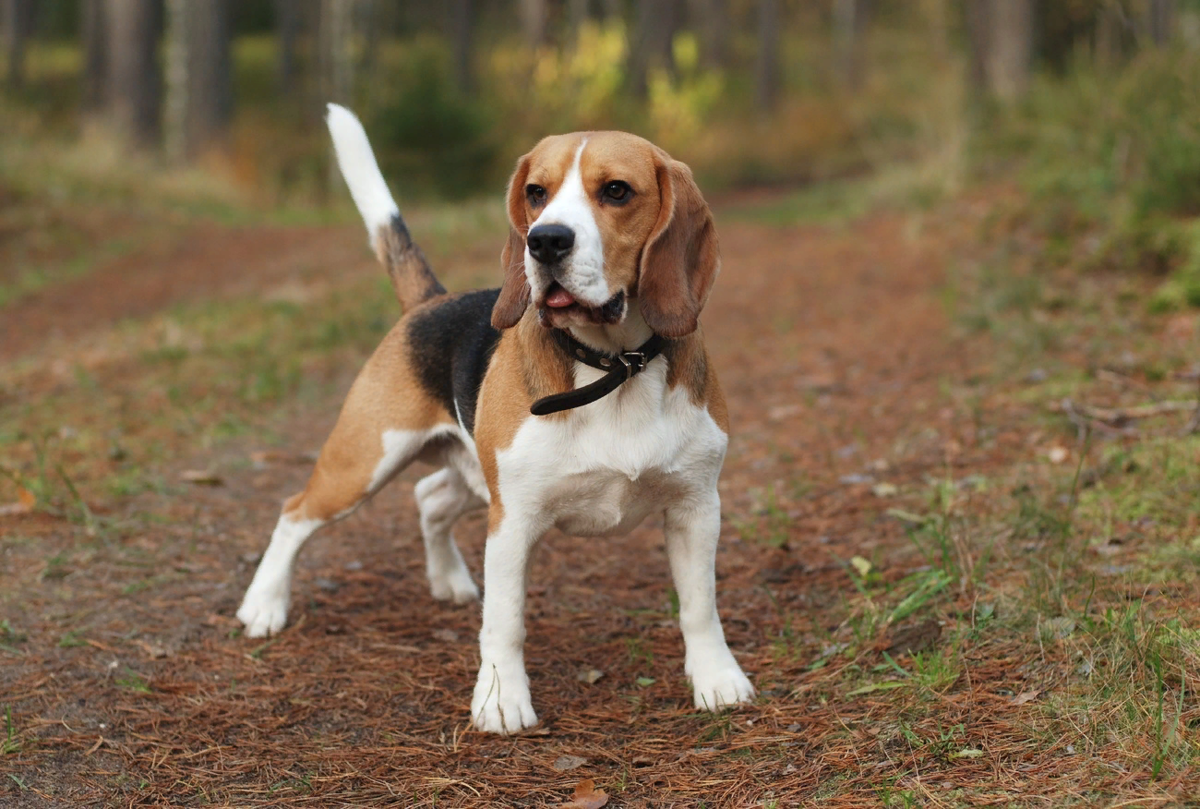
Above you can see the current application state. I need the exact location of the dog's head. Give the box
[491,132,720,338]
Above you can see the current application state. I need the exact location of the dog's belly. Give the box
[548,469,676,537]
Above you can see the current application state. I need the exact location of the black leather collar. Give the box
[530,330,667,416]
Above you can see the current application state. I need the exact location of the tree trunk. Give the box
[449,0,473,92]
[81,0,107,110]
[519,0,546,49]
[988,0,1032,100]
[833,0,870,89]
[320,0,354,105]
[2,0,32,91]
[567,0,589,43]
[964,0,990,94]
[629,0,679,97]
[1148,0,1176,47]
[165,0,231,160]
[274,0,301,95]
[755,0,779,111]
[106,0,161,147]
[688,0,728,69]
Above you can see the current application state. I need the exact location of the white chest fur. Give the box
[495,359,727,537]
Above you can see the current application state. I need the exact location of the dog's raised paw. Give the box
[236,592,290,638]
[691,664,755,711]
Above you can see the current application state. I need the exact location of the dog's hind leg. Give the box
[415,467,484,604]
[238,336,448,638]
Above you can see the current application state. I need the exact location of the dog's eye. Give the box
[526,184,547,206]
[601,180,633,204]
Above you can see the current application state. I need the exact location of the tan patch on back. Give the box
[286,319,453,522]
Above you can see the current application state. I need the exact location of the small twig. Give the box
[1059,399,1137,439]
[1076,400,1196,424]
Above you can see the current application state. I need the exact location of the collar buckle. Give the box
[617,351,646,379]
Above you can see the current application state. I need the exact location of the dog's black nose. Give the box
[526,224,575,264]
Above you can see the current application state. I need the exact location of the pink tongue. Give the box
[545,286,576,308]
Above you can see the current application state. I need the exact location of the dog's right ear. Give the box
[492,153,533,330]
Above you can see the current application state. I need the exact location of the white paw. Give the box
[429,565,480,604]
[237,589,290,638]
[471,662,538,734]
[691,661,755,711]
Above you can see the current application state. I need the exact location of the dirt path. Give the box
[0,199,1144,806]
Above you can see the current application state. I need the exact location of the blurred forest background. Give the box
[3,0,1200,302]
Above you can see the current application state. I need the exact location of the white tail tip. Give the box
[325,103,399,241]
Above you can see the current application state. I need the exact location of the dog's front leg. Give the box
[470,513,543,734]
[665,494,755,711]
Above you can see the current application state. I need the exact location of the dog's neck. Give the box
[565,298,655,355]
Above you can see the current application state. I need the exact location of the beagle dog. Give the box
[237,104,754,733]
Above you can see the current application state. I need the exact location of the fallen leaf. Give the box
[871,482,898,497]
[552,755,588,772]
[561,779,608,809]
[1011,690,1041,706]
[134,640,169,659]
[180,469,223,486]
[950,748,984,759]
[1038,616,1075,641]
[0,485,36,516]
[635,676,656,687]
[577,668,604,684]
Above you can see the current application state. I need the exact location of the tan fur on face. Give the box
[490,131,718,336]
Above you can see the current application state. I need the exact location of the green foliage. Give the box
[371,41,500,200]
[988,49,1200,306]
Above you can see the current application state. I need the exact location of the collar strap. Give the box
[530,330,667,416]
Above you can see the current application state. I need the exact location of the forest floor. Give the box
[2,177,1200,807]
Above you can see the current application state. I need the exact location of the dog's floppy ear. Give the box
[492,153,533,330]
[637,154,720,338]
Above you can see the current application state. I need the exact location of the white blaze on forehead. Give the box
[526,138,609,305]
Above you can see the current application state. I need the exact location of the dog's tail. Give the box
[325,103,445,310]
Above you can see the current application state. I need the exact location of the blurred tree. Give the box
[519,0,547,48]
[106,0,161,146]
[833,0,871,88]
[989,0,1032,99]
[688,0,729,69]
[164,0,231,161]
[1147,0,1175,46]
[320,0,354,105]
[274,0,302,95]
[81,0,107,110]
[2,0,32,91]
[567,0,592,47]
[629,0,680,97]
[449,0,474,92]
[756,0,779,111]
[965,0,1033,100]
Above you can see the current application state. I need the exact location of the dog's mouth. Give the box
[543,281,578,310]
[538,283,625,327]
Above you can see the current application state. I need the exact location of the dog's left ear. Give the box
[637,154,720,338]
[492,153,533,330]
